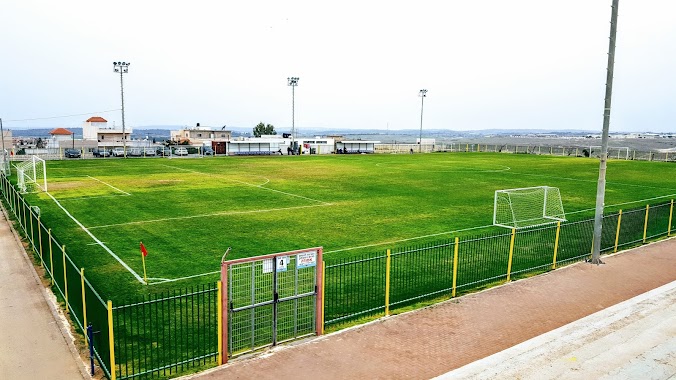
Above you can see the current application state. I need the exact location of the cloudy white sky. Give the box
[1,0,674,133]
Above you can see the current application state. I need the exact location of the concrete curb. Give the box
[0,201,90,379]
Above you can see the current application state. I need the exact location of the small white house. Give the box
[82,116,132,147]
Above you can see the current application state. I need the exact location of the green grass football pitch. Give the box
[20,153,676,299]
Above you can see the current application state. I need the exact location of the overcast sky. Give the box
[1,0,674,133]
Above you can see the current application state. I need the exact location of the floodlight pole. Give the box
[287,77,299,151]
[591,0,620,265]
[418,89,427,153]
[113,62,130,158]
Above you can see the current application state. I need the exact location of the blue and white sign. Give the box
[296,251,317,269]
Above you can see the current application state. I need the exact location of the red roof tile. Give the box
[49,128,73,136]
[86,116,107,123]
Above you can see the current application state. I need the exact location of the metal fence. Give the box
[323,200,674,325]
[1,170,674,379]
[0,173,113,378]
[374,143,676,162]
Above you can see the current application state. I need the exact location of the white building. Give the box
[171,124,231,147]
[228,135,336,155]
[82,116,132,147]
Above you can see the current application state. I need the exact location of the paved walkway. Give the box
[188,238,676,380]
[0,206,85,379]
[439,280,676,379]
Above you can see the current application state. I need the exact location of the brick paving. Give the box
[187,238,676,380]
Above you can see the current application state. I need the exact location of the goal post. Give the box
[494,186,565,229]
[15,155,47,193]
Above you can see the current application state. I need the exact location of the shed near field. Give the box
[337,140,380,154]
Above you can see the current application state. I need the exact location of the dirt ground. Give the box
[186,238,676,380]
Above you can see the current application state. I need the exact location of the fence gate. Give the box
[221,247,323,361]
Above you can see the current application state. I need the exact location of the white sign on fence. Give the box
[296,251,317,269]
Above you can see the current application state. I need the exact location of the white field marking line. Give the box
[508,171,676,191]
[162,164,331,205]
[147,271,221,286]
[324,224,495,254]
[56,194,131,201]
[375,162,512,173]
[86,175,131,195]
[566,193,676,215]
[86,241,107,245]
[45,192,146,284]
[87,203,333,229]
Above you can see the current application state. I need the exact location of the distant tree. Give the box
[253,122,276,137]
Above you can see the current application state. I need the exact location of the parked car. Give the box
[112,147,126,157]
[64,148,81,158]
[128,147,144,157]
[92,148,111,157]
[202,146,214,156]
[174,147,189,156]
[156,147,172,156]
[143,147,156,156]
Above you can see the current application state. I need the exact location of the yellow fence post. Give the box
[62,245,68,312]
[552,222,561,269]
[81,268,88,342]
[507,229,516,281]
[668,200,673,237]
[107,300,116,380]
[465,144,468,152]
[614,210,623,253]
[643,204,650,243]
[321,261,326,334]
[38,217,43,266]
[385,249,391,316]
[217,280,223,365]
[452,237,459,297]
[48,229,54,286]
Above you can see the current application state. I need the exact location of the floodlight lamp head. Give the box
[419,89,428,97]
[287,77,299,86]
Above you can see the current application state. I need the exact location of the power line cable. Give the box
[3,109,121,123]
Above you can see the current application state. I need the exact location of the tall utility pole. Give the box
[113,62,130,158]
[418,89,428,153]
[287,77,299,151]
[592,0,620,265]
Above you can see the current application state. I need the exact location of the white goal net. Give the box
[16,156,47,193]
[494,186,565,229]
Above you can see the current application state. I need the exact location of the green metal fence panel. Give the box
[324,253,386,325]
[646,203,671,240]
[84,278,112,379]
[456,232,512,290]
[511,225,556,277]
[113,284,219,379]
[617,208,647,248]
[557,219,594,265]
[390,240,454,307]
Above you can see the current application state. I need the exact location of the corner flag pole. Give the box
[140,241,148,284]
[591,0,620,265]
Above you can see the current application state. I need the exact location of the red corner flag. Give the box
[140,242,148,257]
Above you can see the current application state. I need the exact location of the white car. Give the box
[175,147,189,156]
[112,147,126,157]
[143,147,156,156]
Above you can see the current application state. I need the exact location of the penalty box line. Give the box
[86,175,132,195]
[45,191,147,285]
[162,164,331,205]
[88,203,333,229]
